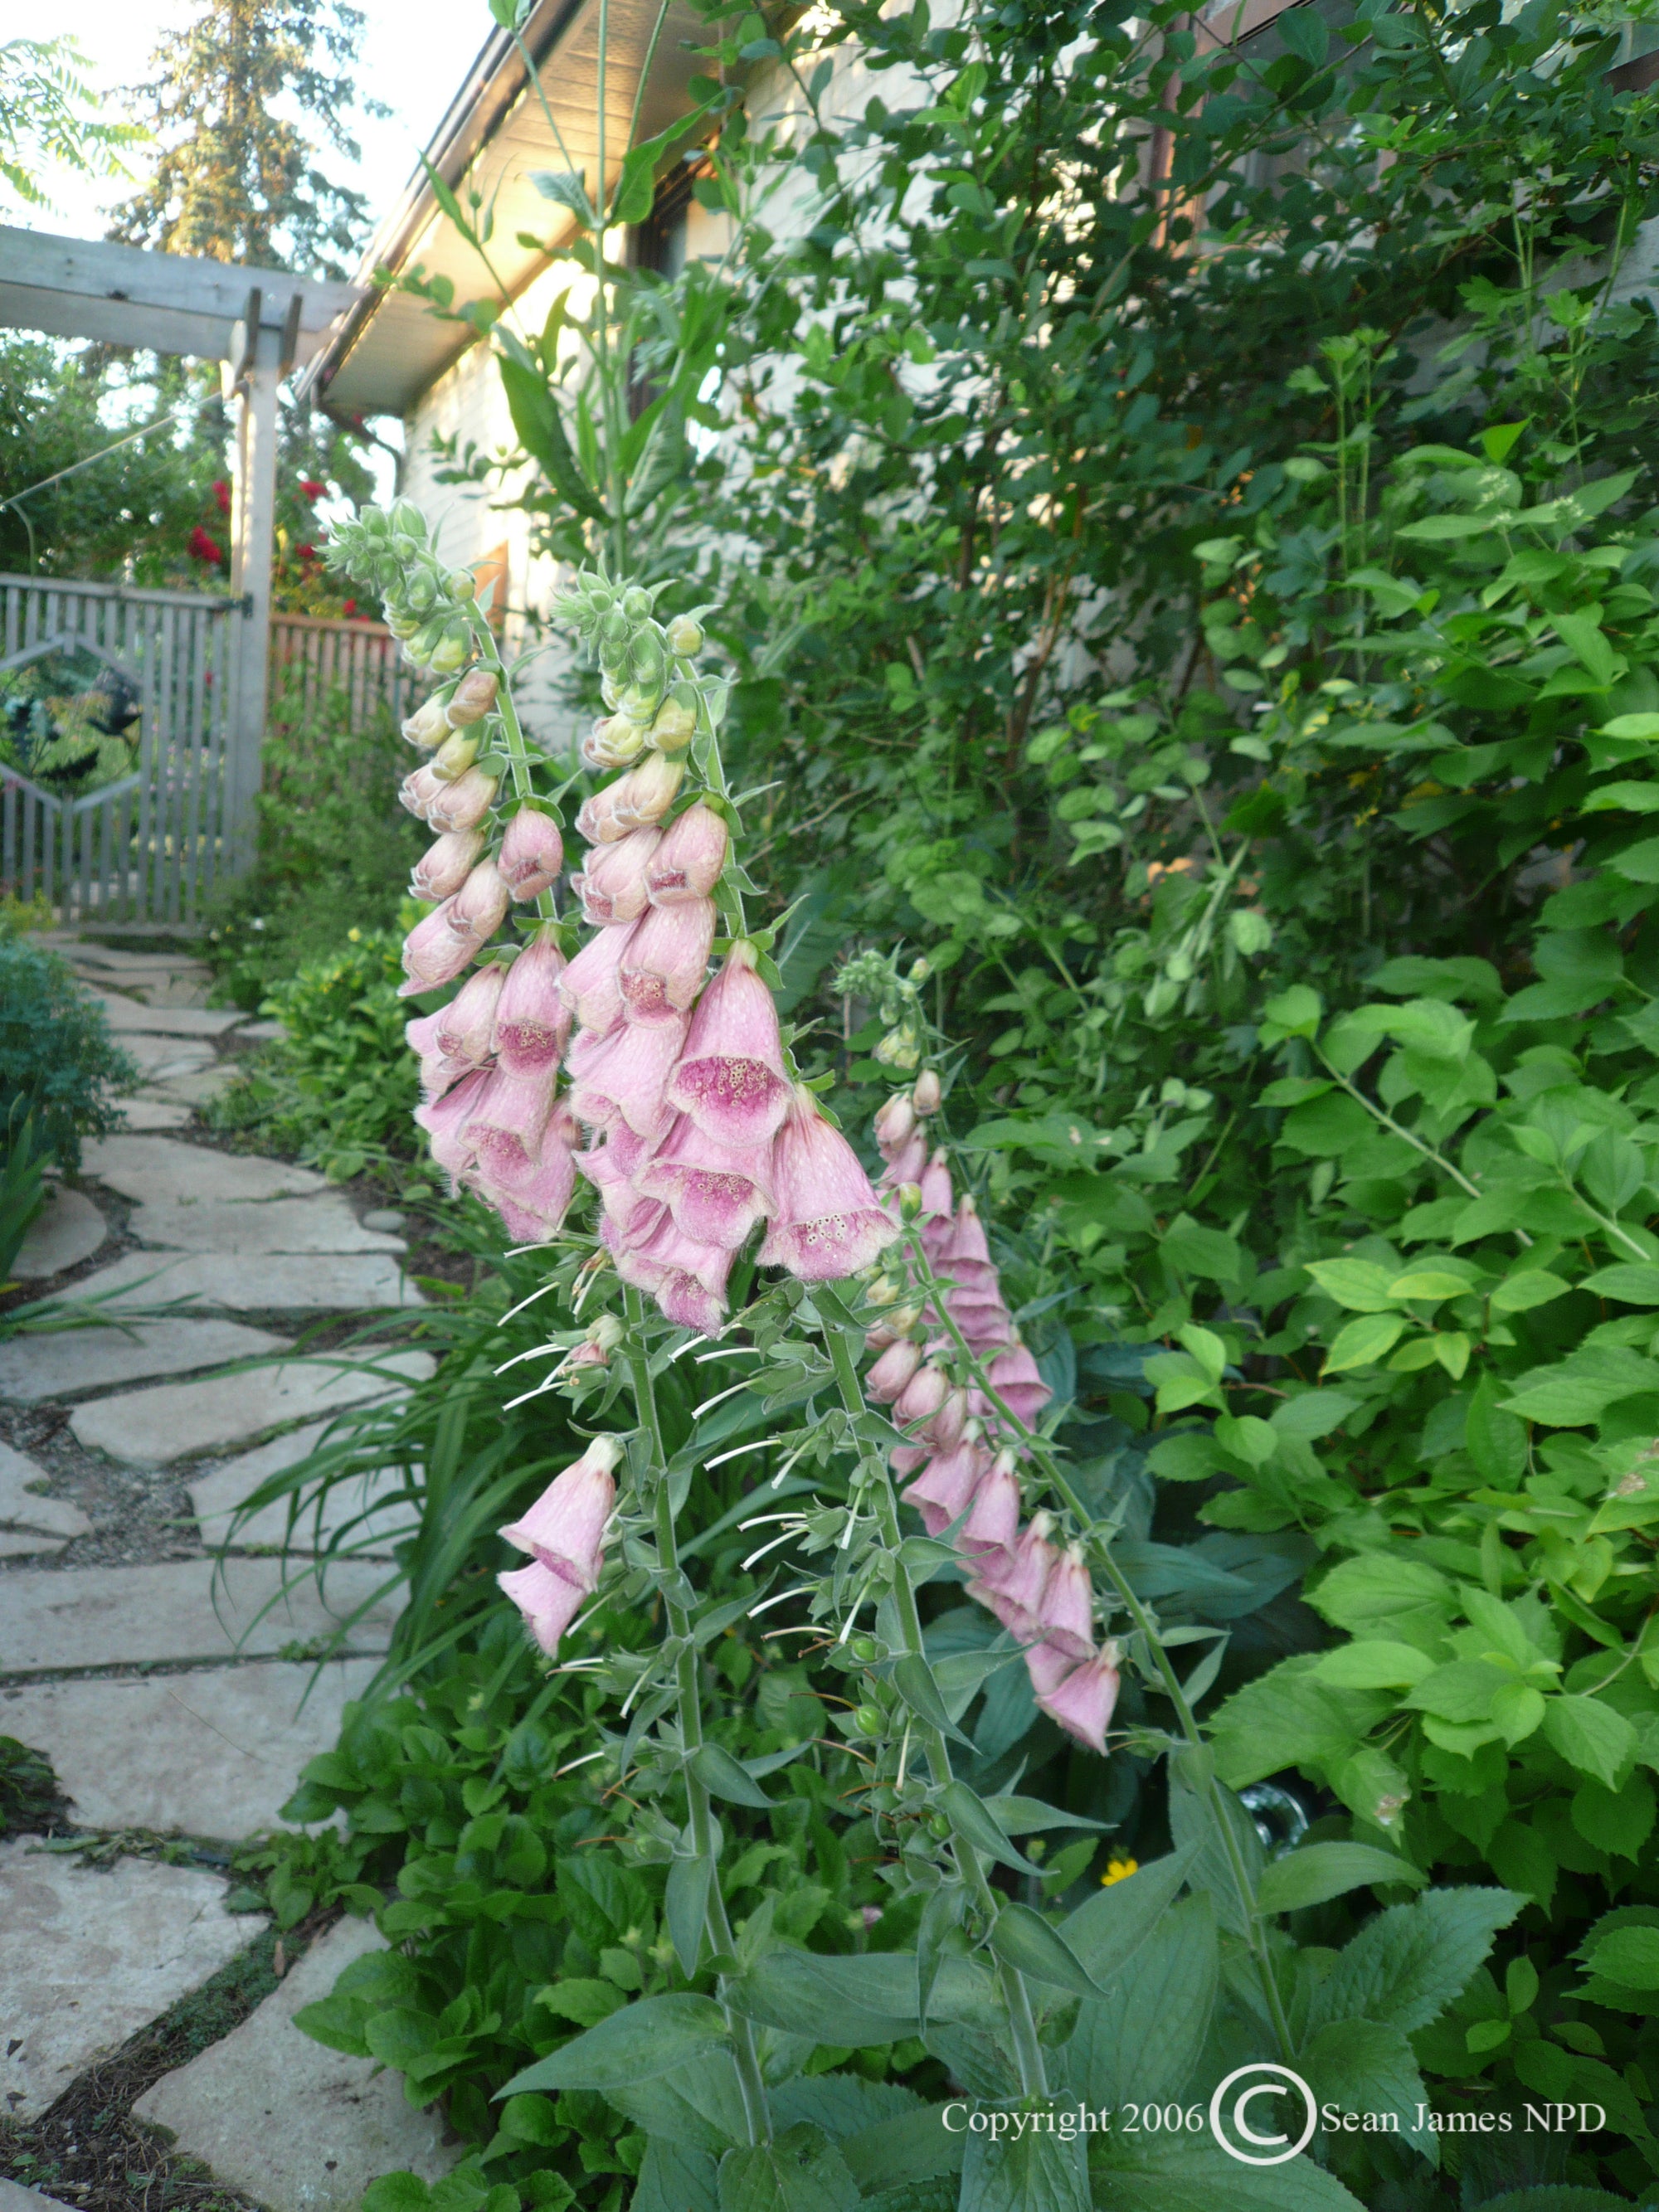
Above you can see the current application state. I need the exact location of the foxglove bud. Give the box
[426,767,499,833]
[400,764,444,822]
[581,716,647,771]
[873,1093,916,1155]
[427,626,471,674]
[576,755,684,843]
[448,858,510,947]
[574,827,661,925]
[912,1069,942,1116]
[431,730,480,782]
[499,809,564,901]
[646,804,727,903]
[894,1363,949,1430]
[402,698,450,751]
[445,668,499,727]
[411,827,484,903]
[649,697,696,751]
[865,1339,923,1404]
[667,615,703,657]
[400,902,475,994]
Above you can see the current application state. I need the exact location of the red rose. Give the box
[188,526,223,564]
[212,479,231,514]
[299,479,325,499]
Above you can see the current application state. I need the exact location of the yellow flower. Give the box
[1100,1856,1139,1887]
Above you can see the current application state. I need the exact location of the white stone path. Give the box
[0,937,456,2211]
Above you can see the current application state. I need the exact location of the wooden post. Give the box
[226,309,283,874]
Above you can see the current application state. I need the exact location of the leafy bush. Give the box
[0,937,134,1173]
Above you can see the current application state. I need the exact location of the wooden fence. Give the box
[267,611,412,729]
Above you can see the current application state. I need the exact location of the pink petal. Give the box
[665,946,791,1145]
[620,898,716,1023]
[558,921,635,1032]
[636,1111,776,1249]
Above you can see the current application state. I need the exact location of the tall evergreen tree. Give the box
[111,0,384,279]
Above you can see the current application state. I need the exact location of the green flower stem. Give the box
[621,1284,772,2146]
[460,605,558,926]
[898,1227,1300,2068]
[821,1321,1050,2100]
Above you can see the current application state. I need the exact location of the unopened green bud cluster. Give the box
[554,566,711,769]
[324,501,480,678]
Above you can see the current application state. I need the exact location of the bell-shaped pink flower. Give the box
[435,964,505,1065]
[576,755,684,843]
[569,1013,686,1137]
[463,1065,554,1187]
[1034,1544,1095,1661]
[988,1343,1052,1428]
[405,1011,471,1099]
[1024,1639,1076,1701]
[912,1069,942,1116]
[758,1088,899,1283]
[666,945,791,1145]
[865,1338,922,1405]
[608,1204,732,1331]
[919,1150,954,1258]
[558,921,635,1033]
[411,827,484,902]
[573,827,661,925]
[499,809,565,900]
[637,1111,776,1249]
[942,1195,993,1270]
[494,934,571,1072]
[400,902,477,994]
[961,1449,1021,1557]
[415,1065,489,1181]
[878,1129,927,1194]
[620,897,715,1023]
[1037,1643,1121,1755]
[894,1362,949,1432]
[926,1385,970,1453]
[399,764,444,821]
[874,1093,916,1156]
[477,1140,577,1242]
[499,1435,620,1586]
[576,1123,664,1223]
[646,803,727,903]
[891,1442,930,1477]
[901,1437,991,1538]
[449,858,510,948]
[426,766,499,833]
[971,1516,1057,1639]
[498,1560,586,1657]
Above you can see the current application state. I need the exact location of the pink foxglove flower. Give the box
[960,1450,1021,1557]
[464,1066,555,1186]
[971,1516,1057,1640]
[569,1014,687,1137]
[499,1434,620,1587]
[426,766,500,833]
[926,1384,969,1452]
[494,934,571,1072]
[449,858,511,948]
[1034,1545,1094,1660]
[609,1204,732,1332]
[1037,1642,1121,1754]
[620,897,716,1023]
[400,764,445,821]
[1024,1638,1076,1701]
[987,1343,1052,1427]
[637,1112,776,1249]
[902,1437,991,1538]
[877,1129,927,1194]
[405,1011,473,1100]
[919,1148,954,1236]
[666,945,791,1145]
[445,668,499,727]
[499,809,565,900]
[435,964,505,1065]
[400,902,477,994]
[891,1442,930,1477]
[411,827,484,902]
[912,1069,942,1116]
[758,1088,899,1282]
[415,1065,489,1179]
[576,755,684,843]
[577,1124,664,1223]
[646,803,727,903]
[497,1561,586,1657]
[573,828,661,924]
[558,920,635,1032]
[480,1143,577,1242]
[893,1362,949,1432]
[865,1338,922,1404]
[874,1093,917,1155]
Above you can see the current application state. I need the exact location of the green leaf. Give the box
[892,1654,977,1750]
[1299,2017,1437,2164]
[1501,1345,1659,1425]
[1209,1655,1391,1787]
[1092,2132,1365,2207]
[1313,1641,1433,1689]
[1257,1842,1425,1913]
[691,1742,775,1810]
[1553,610,1618,691]
[1323,1312,1407,1372]
[1583,1262,1659,1305]
[499,1993,727,2095]
[1303,1258,1400,1311]
[1542,1694,1637,1790]
[496,344,608,523]
[718,2128,859,2212]
[1064,1893,1217,2110]
[986,1901,1104,1998]
[636,2141,718,2212]
[362,2180,431,2212]
[1059,1845,1199,1983]
[985,1794,1112,1836]
[1395,513,1503,542]
[1467,1371,1529,1485]
[939,1777,1042,1874]
[961,2127,1088,2212]
[1490,1269,1571,1312]
[1585,1924,1659,1991]
[665,1852,713,1976]
[1306,1887,1524,2035]
[537,1977,625,2027]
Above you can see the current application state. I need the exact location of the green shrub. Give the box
[0,937,135,1173]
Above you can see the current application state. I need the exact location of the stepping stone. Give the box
[70,1347,435,1463]
[0,1531,68,1558]
[0,1658,379,1836]
[114,1098,193,1130]
[70,1251,423,1313]
[80,1135,327,1205]
[119,1033,218,1079]
[236,1018,287,1041]
[0,2177,77,2212]
[0,1556,401,1674]
[0,1318,285,1403]
[191,1425,416,1556]
[0,1443,90,1539]
[153,1066,236,1104]
[133,1918,460,2211]
[86,992,244,1038]
[11,1188,108,1278]
[58,942,211,975]
[0,1843,263,2119]
[129,1194,403,1255]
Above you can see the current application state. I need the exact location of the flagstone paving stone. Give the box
[112,1098,194,1130]
[119,1034,217,1081]
[0,1319,285,1404]
[150,1067,236,1105]
[0,1557,401,1675]
[10,1189,109,1279]
[125,1194,404,1255]
[0,1842,264,2120]
[191,1425,416,1555]
[69,1250,421,1312]
[0,1530,67,1557]
[133,1918,461,2211]
[86,993,244,1038]
[80,1135,328,1206]
[0,2175,76,2212]
[68,1348,434,1464]
[0,1446,91,1539]
[0,1659,379,1836]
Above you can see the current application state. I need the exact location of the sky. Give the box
[9,0,490,255]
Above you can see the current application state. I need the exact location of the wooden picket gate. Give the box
[267,611,411,728]
[0,573,246,926]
